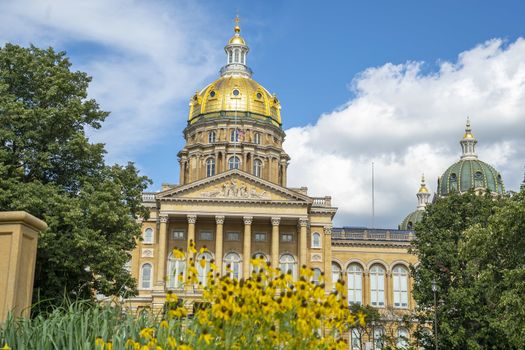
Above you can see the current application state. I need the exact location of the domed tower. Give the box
[437,118,505,197]
[178,17,289,186]
[399,175,431,230]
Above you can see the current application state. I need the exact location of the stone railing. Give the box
[332,227,414,242]
[311,196,332,207]
[142,193,156,202]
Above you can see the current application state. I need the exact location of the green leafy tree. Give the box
[0,44,151,310]
[410,192,512,349]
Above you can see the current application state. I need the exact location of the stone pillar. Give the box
[298,217,308,268]
[0,211,47,321]
[323,225,333,292]
[363,271,370,306]
[215,216,225,275]
[179,161,185,185]
[386,271,393,308]
[156,214,168,287]
[242,216,253,278]
[187,214,197,250]
[271,217,281,268]
[222,153,227,172]
[281,161,288,187]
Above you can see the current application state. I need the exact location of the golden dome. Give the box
[188,75,282,126]
[228,35,246,45]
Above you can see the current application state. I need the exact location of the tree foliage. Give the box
[0,43,151,309]
[411,191,525,349]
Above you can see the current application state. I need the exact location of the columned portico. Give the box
[242,216,253,277]
[271,217,280,268]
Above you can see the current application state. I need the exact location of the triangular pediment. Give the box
[157,170,311,203]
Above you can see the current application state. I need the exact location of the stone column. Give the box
[157,214,168,286]
[281,160,288,187]
[363,270,370,306]
[323,225,333,292]
[215,216,225,275]
[386,271,393,308]
[242,216,253,278]
[179,161,186,185]
[271,217,281,268]
[298,217,308,268]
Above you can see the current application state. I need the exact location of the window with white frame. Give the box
[234,49,239,63]
[370,265,386,307]
[226,232,240,241]
[350,328,361,350]
[312,268,322,285]
[197,252,213,287]
[206,158,216,177]
[171,230,184,240]
[374,327,385,350]
[279,254,296,278]
[167,253,185,289]
[224,252,241,280]
[143,228,154,244]
[347,263,363,305]
[393,265,409,308]
[253,159,262,177]
[228,156,240,170]
[397,328,409,349]
[331,262,341,287]
[254,232,267,241]
[254,132,261,144]
[199,231,213,241]
[230,129,240,143]
[141,263,152,289]
[312,232,321,248]
[281,233,293,243]
[208,130,216,143]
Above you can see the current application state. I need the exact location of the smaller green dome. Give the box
[437,159,504,197]
[399,210,424,230]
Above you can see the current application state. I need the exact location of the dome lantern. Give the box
[220,15,252,78]
[416,174,431,210]
[460,117,478,160]
[399,175,431,230]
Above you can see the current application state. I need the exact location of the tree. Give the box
[410,191,518,349]
[0,43,151,310]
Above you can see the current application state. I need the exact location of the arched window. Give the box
[228,156,240,170]
[450,173,458,192]
[312,268,322,285]
[370,265,386,307]
[393,265,409,308]
[206,158,215,177]
[331,262,341,287]
[224,252,242,280]
[350,328,361,350]
[230,129,240,142]
[168,253,186,289]
[374,327,385,350]
[312,232,321,248]
[140,263,152,289]
[254,132,261,144]
[279,254,296,279]
[234,49,239,63]
[197,252,213,287]
[397,328,409,349]
[228,51,232,63]
[253,159,262,177]
[241,52,245,64]
[143,228,154,244]
[347,263,363,305]
[252,253,268,273]
[208,130,216,143]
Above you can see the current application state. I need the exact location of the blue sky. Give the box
[1,0,525,227]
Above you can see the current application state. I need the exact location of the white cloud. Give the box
[0,0,221,162]
[285,38,525,228]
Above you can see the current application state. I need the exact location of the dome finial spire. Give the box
[234,14,240,33]
[460,116,478,159]
[417,173,431,210]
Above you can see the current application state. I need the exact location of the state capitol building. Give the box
[127,19,510,347]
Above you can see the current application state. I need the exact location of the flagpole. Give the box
[372,161,375,229]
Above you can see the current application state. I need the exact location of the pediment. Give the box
[157,170,311,203]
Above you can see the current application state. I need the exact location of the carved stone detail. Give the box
[311,253,322,262]
[215,215,225,225]
[201,179,270,199]
[271,217,281,226]
[324,225,332,235]
[243,216,253,225]
[159,215,168,223]
[141,248,154,258]
[187,214,197,224]
[298,217,308,227]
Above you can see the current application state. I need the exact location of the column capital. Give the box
[323,225,332,235]
[298,217,308,227]
[243,216,253,225]
[159,214,168,223]
[215,215,225,225]
[271,217,281,226]
[187,214,197,224]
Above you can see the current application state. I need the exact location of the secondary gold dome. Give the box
[188,75,282,126]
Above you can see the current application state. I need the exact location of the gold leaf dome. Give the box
[188,75,282,126]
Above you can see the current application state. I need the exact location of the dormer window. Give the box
[232,89,240,96]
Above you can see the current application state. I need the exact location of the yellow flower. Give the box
[357,310,366,327]
[160,320,169,328]
[172,248,185,259]
[199,257,207,269]
[95,337,104,349]
[106,341,113,350]
[1,344,11,350]
[166,292,178,303]
[199,246,208,254]
[139,327,155,341]
[199,331,213,345]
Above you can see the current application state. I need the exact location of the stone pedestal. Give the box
[0,211,47,321]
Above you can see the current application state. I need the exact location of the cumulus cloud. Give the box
[0,0,220,162]
[285,38,525,228]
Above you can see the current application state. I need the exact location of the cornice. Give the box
[331,240,412,248]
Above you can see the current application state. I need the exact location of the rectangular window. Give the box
[254,233,267,241]
[171,230,184,240]
[199,231,213,241]
[226,232,240,241]
[281,233,293,243]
